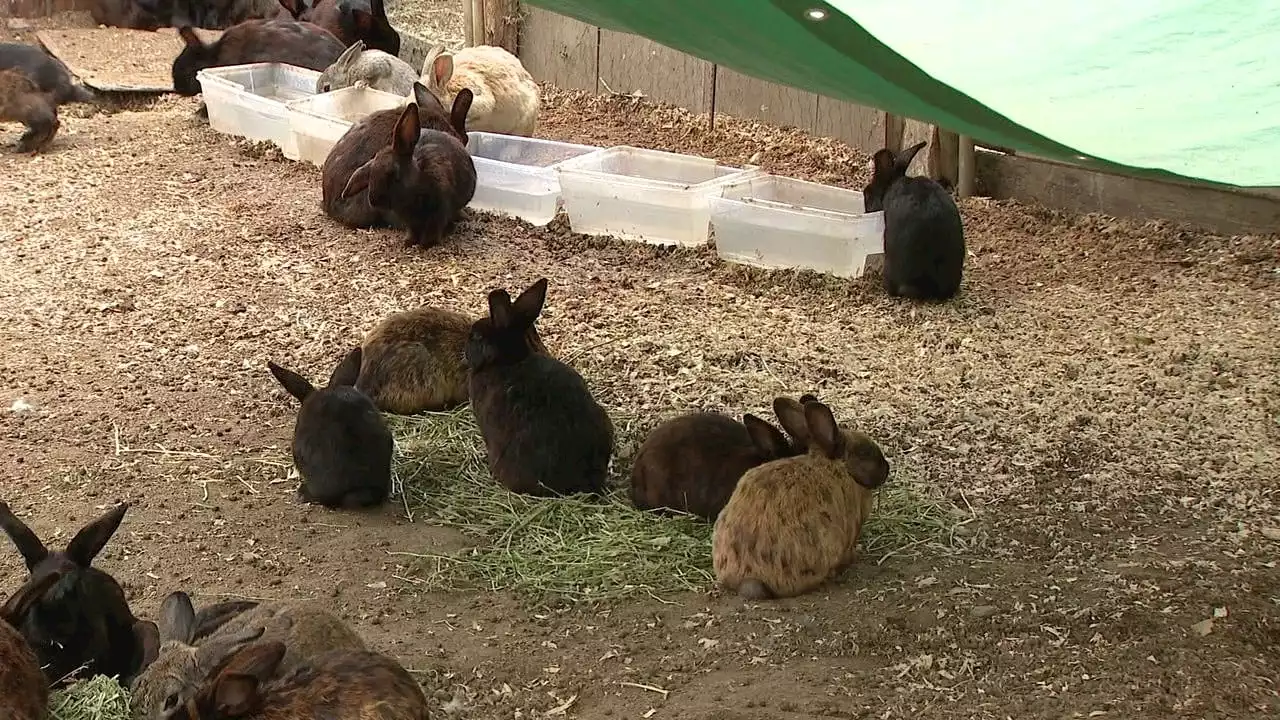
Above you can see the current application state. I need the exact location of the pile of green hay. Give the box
[49,676,131,720]
[389,408,964,602]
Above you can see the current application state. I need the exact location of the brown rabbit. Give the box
[2,571,63,720]
[0,69,59,154]
[167,640,430,720]
[130,592,268,720]
[712,396,890,600]
[171,19,345,97]
[321,81,468,231]
[338,96,477,249]
[630,394,817,522]
[201,599,366,674]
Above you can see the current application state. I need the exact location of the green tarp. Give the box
[526,0,1280,189]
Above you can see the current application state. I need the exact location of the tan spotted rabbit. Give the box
[420,44,538,136]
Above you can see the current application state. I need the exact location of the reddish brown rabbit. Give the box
[321,81,467,230]
[712,397,890,600]
[2,571,63,720]
[630,394,816,522]
[166,640,430,720]
[338,97,476,248]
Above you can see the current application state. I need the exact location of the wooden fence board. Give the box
[597,30,713,112]
[713,67,817,131]
[518,6,597,92]
[813,96,885,155]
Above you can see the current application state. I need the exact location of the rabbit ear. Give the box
[510,278,548,324]
[178,26,205,49]
[370,0,386,17]
[895,141,927,173]
[275,0,305,18]
[160,591,197,644]
[0,501,49,570]
[449,88,473,138]
[802,400,845,460]
[392,103,421,157]
[213,674,261,716]
[487,289,514,329]
[328,346,362,388]
[341,161,373,200]
[1,569,61,626]
[743,414,790,457]
[191,600,257,641]
[222,640,286,680]
[430,50,453,90]
[412,81,445,114]
[771,397,810,447]
[267,361,315,402]
[336,40,364,68]
[67,502,128,567]
[134,620,161,670]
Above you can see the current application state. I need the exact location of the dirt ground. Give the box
[2,13,1280,720]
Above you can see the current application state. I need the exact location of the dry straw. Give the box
[49,675,131,720]
[387,407,965,603]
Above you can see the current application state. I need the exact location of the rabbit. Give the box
[191,600,259,641]
[164,640,428,720]
[2,570,64,720]
[0,42,96,105]
[315,39,417,95]
[712,396,891,600]
[338,96,477,248]
[132,593,364,719]
[128,0,285,28]
[422,43,539,136]
[353,307,474,414]
[0,69,59,153]
[466,278,615,497]
[171,19,345,97]
[266,346,394,510]
[321,81,468,230]
[296,0,400,56]
[91,0,165,30]
[630,393,818,522]
[0,500,160,684]
[863,140,966,301]
[130,592,268,720]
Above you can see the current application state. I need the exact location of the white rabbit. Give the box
[316,40,418,97]
[421,44,539,136]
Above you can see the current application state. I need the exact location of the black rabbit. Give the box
[465,279,614,497]
[863,140,966,301]
[0,43,96,105]
[171,19,344,97]
[0,501,159,685]
[267,347,393,509]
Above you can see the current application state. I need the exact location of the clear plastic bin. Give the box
[556,146,762,246]
[196,63,322,159]
[286,87,409,166]
[467,132,601,226]
[710,174,885,278]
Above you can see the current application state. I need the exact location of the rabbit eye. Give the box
[163,694,180,710]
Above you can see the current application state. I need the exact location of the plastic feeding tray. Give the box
[286,87,409,166]
[710,174,885,278]
[196,62,322,158]
[466,132,601,226]
[556,146,761,247]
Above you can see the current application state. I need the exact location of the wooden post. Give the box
[481,0,520,54]
[957,134,976,197]
[463,0,476,46]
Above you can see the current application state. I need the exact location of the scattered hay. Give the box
[388,408,964,603]
[49,676,131,720]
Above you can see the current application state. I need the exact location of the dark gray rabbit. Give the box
[0,501,159,685]
[863,140,965,301]
[466,279,614,497]
[0,42,96,105]
[170,19,344,97]
[267,347,393,509]
[630,394,817,522]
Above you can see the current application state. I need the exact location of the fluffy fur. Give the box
[711,397,891,600]
[354,307,474,414]
[465,279,614,496]
[315,39,416,95]
[0,69,59,153]
[171,19,344,97]
[0,42,96,105]
[863,140,966,301]
[422,44,539,136]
